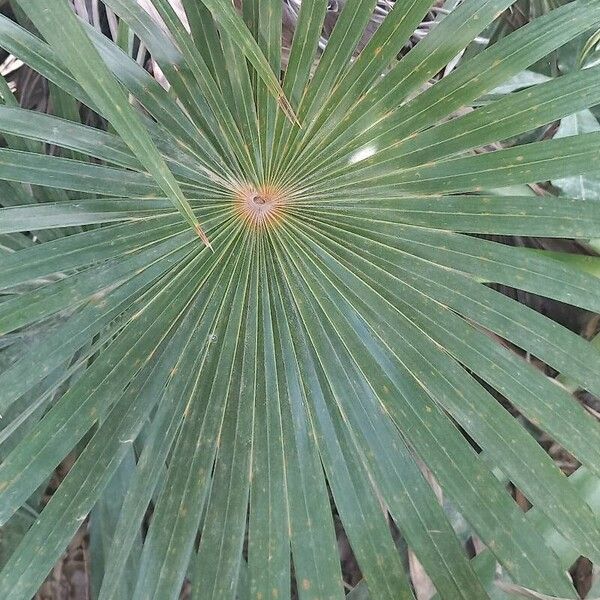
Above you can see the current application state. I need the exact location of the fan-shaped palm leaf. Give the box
[1,1,600,598]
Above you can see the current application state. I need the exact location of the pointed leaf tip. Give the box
[279,94,301,127]
[194,223,213,251]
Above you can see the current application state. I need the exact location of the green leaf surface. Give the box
[197,0,297,125]
[13,0,209,243]
[2,1,600,598]
[553,109,600,201]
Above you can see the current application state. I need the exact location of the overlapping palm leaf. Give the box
[1,0,600,598]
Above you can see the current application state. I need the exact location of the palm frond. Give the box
[1,1,600,599]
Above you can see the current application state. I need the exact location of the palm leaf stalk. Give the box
[1,1,600,598]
